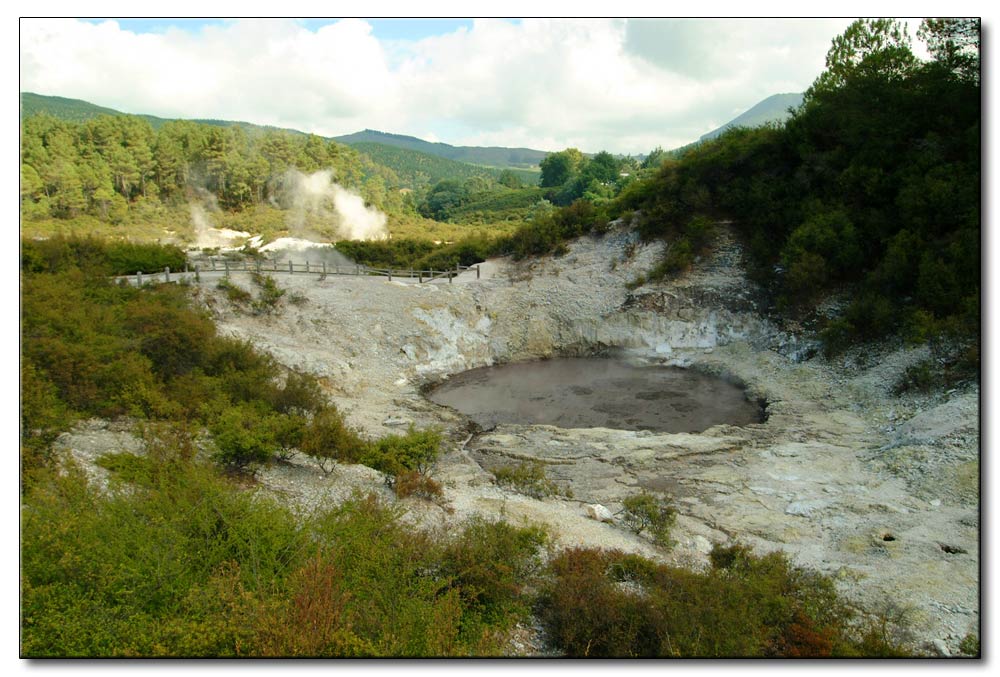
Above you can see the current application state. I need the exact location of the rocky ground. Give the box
[56,222,980,656]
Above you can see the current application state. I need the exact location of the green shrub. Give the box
[299,408,367,472]
[392,470,444,500]
[439,517,548,627]
[894,359,937,394]
[620,492,676,547]
[958,631,980,657]
[250,273,286,315]
[105,241,187,276]
[209,404,290,470]
[216,278,252,305]
[491,460,570,499]
[362,426,442,480]
[538,544,911,658]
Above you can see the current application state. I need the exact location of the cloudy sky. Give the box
[20,16,930,154]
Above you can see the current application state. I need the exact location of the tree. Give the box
[419,179,469,220]
[806,19,916,100]
[582,151,621,185]
[539,148,585,187]
[918,18,980,82]
[641,146,668,170]
[498,169,522,188]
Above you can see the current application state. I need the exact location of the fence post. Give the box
[476,264,480,279]
[388,269,392,282]
[322,261,327,276]
[211,257,216,271]
[256,260,262,274]
[224,260,229,277]
[289,259,294,274]
[165,266,171,283]
[137,271,142,286]
[419,270,423,283]
[306,260,310,273]
[194,263,200,282]
[184,262,189,274]
[356,264,360,276]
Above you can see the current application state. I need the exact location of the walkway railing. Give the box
[115,257,481,286]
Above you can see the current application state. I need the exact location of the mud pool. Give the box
[426,357,763,432]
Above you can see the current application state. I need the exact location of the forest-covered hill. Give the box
[334,128,549,169]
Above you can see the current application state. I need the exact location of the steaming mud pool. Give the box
[426,357,763,432]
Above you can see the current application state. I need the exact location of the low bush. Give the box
[250,273,286,315]
[538,544,913,657]
[298,408,367,472]
[620,492,676,547]
[491,460,570,499]
[209,404,292,470]
[362,426,442,482]
[216,278,252,305]
[439,516,548,629]
[391,470,443,500]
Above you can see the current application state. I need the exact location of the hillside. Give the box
[335,129,548,169]
[352,141,513,189]
[698,92,803,141]
[20,91,305,136]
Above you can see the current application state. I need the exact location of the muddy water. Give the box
[427,357,763,433]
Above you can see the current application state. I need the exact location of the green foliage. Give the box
[21,234,186,277]
[606,19,979,355]
[362,426,442,481]
[620,492,676,546]
[439,517,548,627]
[500,199,606,260]
[334,238,438,269]
[249,273,286,315]
[209,404,294,470]
[539,544,911,657]
[490,460,570,499]
[806,18,916,100]
[216,277,252,305]
[540,148,586,187]
[299,408,367,471]
[497,169,522,188]
[418,179,470,220]
[918,18,980,83]
[21,444,555,657]
[350,141,499,192]
[893,359,937,394]
[391,470,444,500]
[958,631,980,657]
[19,236,336,477]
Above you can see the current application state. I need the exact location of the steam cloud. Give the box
[187,169,387,252]
[283,169,388,241]
[189,190,252,249]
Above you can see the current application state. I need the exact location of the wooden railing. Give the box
[115,258,481,286]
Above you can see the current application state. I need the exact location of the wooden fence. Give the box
[116,257,481,286]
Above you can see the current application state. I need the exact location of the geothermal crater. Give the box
[426,356,764,433]
[56,223,974,656]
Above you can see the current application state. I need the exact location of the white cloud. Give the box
[21,17,859,154]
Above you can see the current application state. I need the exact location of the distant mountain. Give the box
[20,92,126,122]
[698,92,804,142]
[352,142,540,188]
[20,92,306,136]
[20,92,542,190]
[334,129,548,170]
